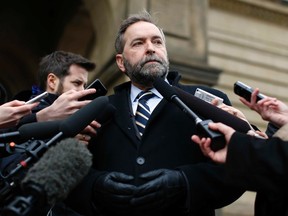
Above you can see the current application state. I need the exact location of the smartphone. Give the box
[25,91,49,104]
[234,81,265,102]
[79,79,107,101]
[194,88,223,105]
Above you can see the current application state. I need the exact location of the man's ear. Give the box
[116,54,126,73]
[47,73,59,92]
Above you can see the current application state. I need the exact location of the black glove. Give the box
[131,169,187,212]
[93,171,136,213]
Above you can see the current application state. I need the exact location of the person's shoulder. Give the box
[195,85,226,97]
[177,83,231,105]
[177,83,221,95]
[108,81,131,102]
[112,81,131,93]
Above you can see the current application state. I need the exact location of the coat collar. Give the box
[113,71,182,93]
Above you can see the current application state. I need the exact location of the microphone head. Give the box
[60,96,115,137]
[21,138,92,205]
[153,77,176,101]
[18,120,61,140]
[94,103,117,125]
[174,86,251,133]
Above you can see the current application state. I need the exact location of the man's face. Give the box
[116,21,169,88]
[55,64,88,95]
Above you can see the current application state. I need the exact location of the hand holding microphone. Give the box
[1,95,116,146]
[0,96,116,205]
[191,122,236,164]
[153,78,226,151]
[172,83,252,133]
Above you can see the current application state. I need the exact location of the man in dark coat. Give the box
[66,11,245,216]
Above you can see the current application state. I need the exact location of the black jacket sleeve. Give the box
[226,132,288,194]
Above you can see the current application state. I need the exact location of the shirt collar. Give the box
[130,79,169,102]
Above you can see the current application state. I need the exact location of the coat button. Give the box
[136,157,145,165]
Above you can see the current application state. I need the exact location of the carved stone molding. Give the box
[169,61,222,86]
[210,0,288,27]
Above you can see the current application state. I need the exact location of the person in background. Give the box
[66,10,244,216]
[0,51,100,216]
[19,50,100,143]
[192,89,288,216]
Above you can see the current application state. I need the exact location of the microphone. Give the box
[0,121,61,143]
[2,96,115,179]
[1,138,92,216]
[153,78,226,151]
[0,96,116,143]
[173,86,251,133]
[0,121,62,157]
[59,95,116,137]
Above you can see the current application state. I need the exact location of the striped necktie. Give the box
[135,91,154,136]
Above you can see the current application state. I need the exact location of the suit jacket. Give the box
[67,72,244,216]
[226,132,288,216]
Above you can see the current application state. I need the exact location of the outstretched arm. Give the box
[0,100,38,128]
[240,88,288,128]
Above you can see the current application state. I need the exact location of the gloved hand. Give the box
[131,169,187,212]
[93,171,136,212]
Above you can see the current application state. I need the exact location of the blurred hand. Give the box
[213,99,256,132]
[247,129,268,139]
[76,120,101,145]
[131,169,186,212]
[93,172,136,212]
[0,100,38,128]
[216,102,248,122]
[36,89,96,122]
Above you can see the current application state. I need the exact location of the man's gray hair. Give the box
[114,10,165,54]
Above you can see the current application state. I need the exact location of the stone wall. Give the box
[208,1,288,215]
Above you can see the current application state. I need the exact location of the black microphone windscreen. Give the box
[18,121,61,140]
[173,86,251,133]
[153,77,176,100]
[60,96,115,137]
[94,103,116,125]
[21,138,92,205]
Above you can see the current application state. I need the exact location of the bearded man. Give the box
[66,10,245,216]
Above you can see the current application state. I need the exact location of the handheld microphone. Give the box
[1,138,92,216]
[44,95,115,146]
[0,96,116,144]
[0,121,61,143]
[59,95,116,137]
[173,86,251,133]
[0,121,62,157]
[153,78,225,151]
[2,96,115,178]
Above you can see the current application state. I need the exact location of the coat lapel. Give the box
[110,81,170,146]
[110,85,141,146]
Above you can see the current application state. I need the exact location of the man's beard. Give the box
[123,54,169,87]
[55,82,64,96]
